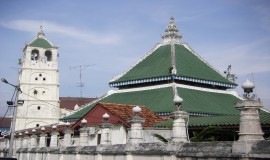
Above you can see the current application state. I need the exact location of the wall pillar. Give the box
[99,113,112,145]
[22,131,29,148]
[170,85,189,143]
[232,80,264,154]
[39,127,47,147]
[128,106,145,144]
[62,122,74,147]
[79,119,89,146]
[170,110,189,142]
[50,125,59,147]
[16,133,23,149]
[30,129,38,148]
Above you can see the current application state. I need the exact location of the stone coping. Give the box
[6,141,269,159]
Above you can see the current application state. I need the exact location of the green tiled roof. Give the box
[29,38,53,48]
[154,111,270,128]
[62,85,240,120]
[110,44,236,87]
[174,45,233,84]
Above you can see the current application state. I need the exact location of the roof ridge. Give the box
[63,90,116,117]
[181,43,234,84]
[110,42,164,82]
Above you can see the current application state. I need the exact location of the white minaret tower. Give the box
[15,26,60,131]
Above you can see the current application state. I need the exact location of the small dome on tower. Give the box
[28,25,54,49]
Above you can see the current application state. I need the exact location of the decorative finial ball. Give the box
[241,79,255,93]
[41,127,45,131]
[25,130,29,134]
[52,125,57,129]
[19,133,22,136]
[65,122,70,126]
[133,106,142,113]
[103,113,110,119]
[32,129,36,133]
[81,118,87,124]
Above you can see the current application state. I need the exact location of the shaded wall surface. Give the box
[1,141,270,160]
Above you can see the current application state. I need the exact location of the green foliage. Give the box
[190,126,221,142]
[152,133,169,143]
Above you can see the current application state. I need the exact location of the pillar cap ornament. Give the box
[103,113,110,119]
[32,129,36,133]
[52,125,57,129]
[103,113,110,123]
[81,118,87,124]
[41,127,45,131]
[133,106,142,117]
[241,79,256,100]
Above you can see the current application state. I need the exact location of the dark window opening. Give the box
[37,106,41,110]
[39,74,42,77]
[44,51,52,61]
[35,77,38,80]
[43,78,46,81]
[31,50,39,60]
[36,124,39,127]
[97,134,101,145]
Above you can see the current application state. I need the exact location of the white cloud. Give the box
[206,38,270,75]
[0,19,122,45]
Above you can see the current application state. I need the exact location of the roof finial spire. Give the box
[162,17,182,43]
[37,25,45,38]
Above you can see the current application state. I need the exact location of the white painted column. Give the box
[50,125,59,147]
[232,79,264,153]
[170,84,189,143]
[15,133,23,149]
[39,127,47,147]
[170,111,189,142]
[79,119,89,146]
[128,106,145,144]
[99,113,112,145]
[22,131,29,148]
[30,129,38,148]
[62,122,74,147]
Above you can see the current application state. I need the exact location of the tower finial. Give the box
[162,17,182,43]
[37,25,45,38]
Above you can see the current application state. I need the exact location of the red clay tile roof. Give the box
[12,124,70,137]
[98,102,164,127]
[60,97,97,110]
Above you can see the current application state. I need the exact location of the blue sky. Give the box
[0,0,270,116]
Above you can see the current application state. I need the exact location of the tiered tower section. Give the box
[15,26,60,131]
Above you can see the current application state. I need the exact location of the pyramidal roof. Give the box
[61,17,242,124]
[110,17,237,89]
[28,25,55,49]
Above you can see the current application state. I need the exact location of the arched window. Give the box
[44,50,52,61]
[31,50,39,60]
